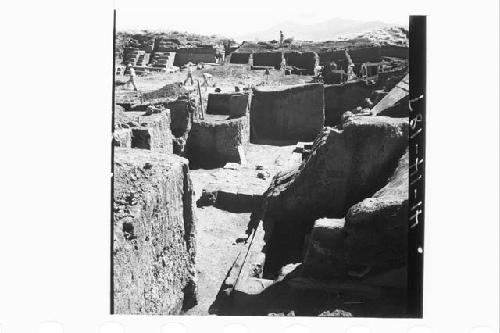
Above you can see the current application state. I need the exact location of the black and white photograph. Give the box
[112,12,422,317]
[0,1,498,332]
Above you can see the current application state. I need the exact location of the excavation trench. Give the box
[114,68,409,316]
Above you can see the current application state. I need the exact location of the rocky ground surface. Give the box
[115,64,314,105]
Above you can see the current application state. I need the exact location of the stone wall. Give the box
[250,84,324,143]
[252,52,283,69]
[113,148,197,314]
[206,92,249,118]
[186,116,249,169]
[261,116,408,275]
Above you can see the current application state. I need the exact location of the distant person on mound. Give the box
[201,72,213,91]
[264,68,270,83]
[183,65,194,85]
[125,63,138,91]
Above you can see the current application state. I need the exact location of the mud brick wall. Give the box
[324,82,373,127]
[380,45,409,59]
[284,51,319,73]
[250,84,324,142]
[230,52,251,64]
[262,116,408,275]
[174,48,217,66]
[113,148,197,314]
[206,92,249,117]
[252,52,283,69]
[186,116,249,168]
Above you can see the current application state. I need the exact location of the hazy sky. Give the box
[115,0,409,38]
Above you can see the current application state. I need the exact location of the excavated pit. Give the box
[186,115,249,169]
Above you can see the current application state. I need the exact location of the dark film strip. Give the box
[408,15,426,318]
[110,9,116,314]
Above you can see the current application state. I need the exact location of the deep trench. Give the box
[171,70,406,315]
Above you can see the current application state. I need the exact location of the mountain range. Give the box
[235,17,404,42]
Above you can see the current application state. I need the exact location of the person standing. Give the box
[201,72,213,91]
[125,63,138,91]
[183,65,194,85]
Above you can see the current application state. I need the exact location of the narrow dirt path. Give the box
[183,206,250,315]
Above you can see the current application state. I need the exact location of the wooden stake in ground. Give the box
[197,80,204,120]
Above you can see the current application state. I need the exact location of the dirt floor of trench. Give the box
[183,142,301,315]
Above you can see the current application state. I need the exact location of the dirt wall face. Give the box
[380,45,409,59]
[174,48,217,66]
[142,83,188,102]
[186,116,249,168]
[344,149,409,272]
[261,116,409,275]
[300,149,409,284]
[323,82,372,127]
[206,92,249,118]
[113,148,197,314]
[348,46,382,64]
[252,52,283,69]
[284,51,319,73]
[371,74,409,118]
[230,52,251,64]
[250,84,325,143]
[165,95,197,155]
[318,50,348,69]
[324,69,408,127]
[113,110,173,154]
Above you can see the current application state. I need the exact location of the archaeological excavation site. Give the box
[112,25,413,317]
